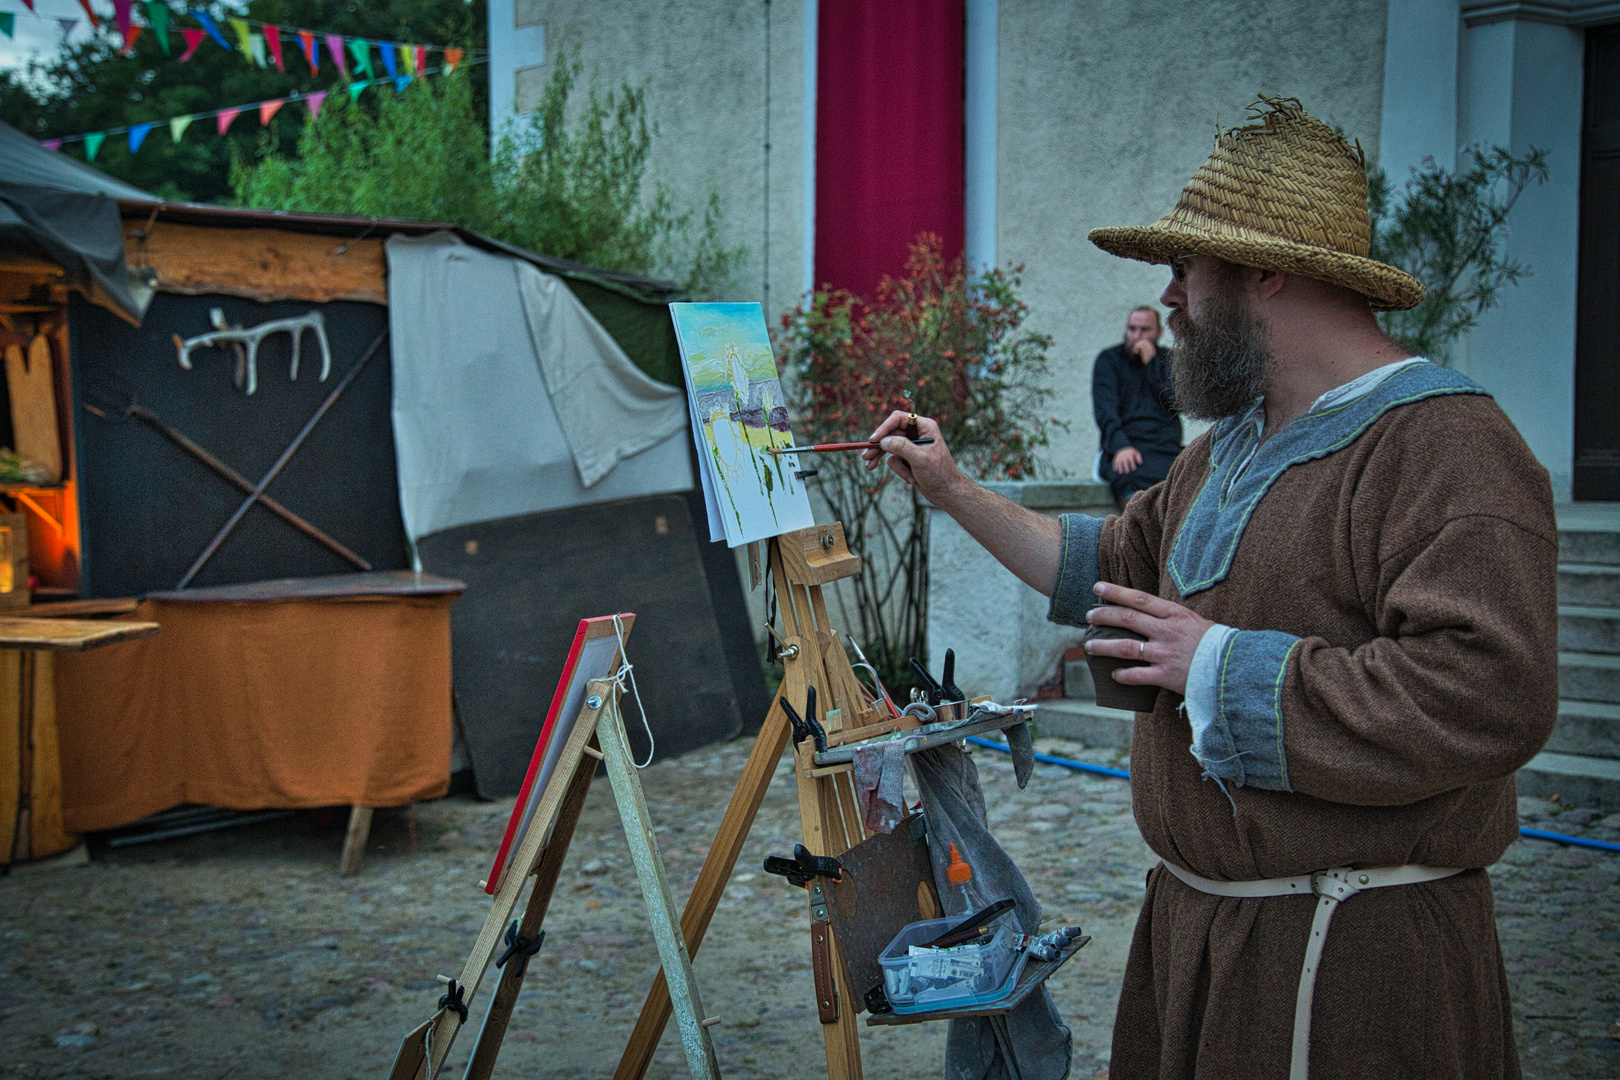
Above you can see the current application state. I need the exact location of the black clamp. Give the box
[438,978,469,1023]
[864,983,893,1015]
[781,685,829,753]
[763,843,843,888]
[495,921,546,978]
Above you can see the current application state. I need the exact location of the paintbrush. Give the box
[767,438,934,456]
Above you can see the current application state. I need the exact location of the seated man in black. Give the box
[1092,305,1182,508]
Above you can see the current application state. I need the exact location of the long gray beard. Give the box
[1167,279,1273,422]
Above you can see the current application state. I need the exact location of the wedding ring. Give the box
[1138,639,1146,660]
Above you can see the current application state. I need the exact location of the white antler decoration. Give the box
[174,309,331,395]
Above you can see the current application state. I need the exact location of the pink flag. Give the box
[216,108,241,135]
[305,90,327,120]
[19,1,34,10]
[414,45,426,74]
[325,34,347,77]
[178,27,206,60]
[298,29,316,72]
[112,0,131,40]
[264,25,284,71]
[42,139,61,151]
[259,99,284,125]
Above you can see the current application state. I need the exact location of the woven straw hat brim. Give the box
[1089,222,1425,312]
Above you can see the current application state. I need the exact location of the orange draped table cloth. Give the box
[54,572,466,834]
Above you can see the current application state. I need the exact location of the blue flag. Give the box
[190,9,230,51]
[128,122,154,153]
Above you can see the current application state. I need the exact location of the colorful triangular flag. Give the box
[19,1,33,11]
[381,41,398,80]
[444,47,463,74]
[325,34,346,77]
[414,45,426,74]
[349,38,372,78]
[305,90,326,120]
[119,24,142,54]
[0,14,14,38]
[298,30,317,72]
[145,1,170,55]
[169,114,193,141]
[229,17,250,57]
[216,108,240,135]
[57,17,78,36]
[128,122,153,154]
[347,80,367,102]
[264,25,283,71]
[400,43,414,76]
[248,32,266,67]
[84,132,105,161]
[74,0,98,28]
[113,0,132,40]
[178,26,205,59]
[259,98,284,125]
[393,75,410,92]
[42,139,62,152]
[191,9,228,51]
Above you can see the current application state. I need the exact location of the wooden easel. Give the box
[613,522,915,1080]
[388,634,722,1080]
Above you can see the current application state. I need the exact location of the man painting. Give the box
[1093,306,1181,509]
[863,98,1555,1078]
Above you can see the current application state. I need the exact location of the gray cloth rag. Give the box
[852,740,907,834]
[912,743,1072,1080]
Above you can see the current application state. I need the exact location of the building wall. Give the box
[998,0,1391,476]
[488,0,809,327]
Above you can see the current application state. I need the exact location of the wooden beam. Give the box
[339,805,374,876]
[124,222,387,306]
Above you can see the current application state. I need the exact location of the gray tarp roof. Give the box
[0,119,155,321]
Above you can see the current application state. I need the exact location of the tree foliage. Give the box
[1369,145,1550,363]
[233,48,741,295]
[1,0,483,204]
[778,235,1062,689]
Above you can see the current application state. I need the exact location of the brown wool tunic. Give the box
[1066,392,1558,1079]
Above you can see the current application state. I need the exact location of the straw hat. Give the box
[1089,97,1425,311]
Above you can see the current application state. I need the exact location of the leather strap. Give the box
[810,916,837,1024]
[1161,860,1465,1080]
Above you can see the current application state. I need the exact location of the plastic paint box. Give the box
[878,917,1028,1014]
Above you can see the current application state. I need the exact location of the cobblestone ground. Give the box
[1,735,1616,1079]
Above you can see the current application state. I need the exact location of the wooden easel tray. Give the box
[810,704,1036,767]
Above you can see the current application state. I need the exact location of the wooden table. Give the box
[1,616,159,866]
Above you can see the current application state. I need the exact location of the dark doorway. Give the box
[1576,24,1620,500]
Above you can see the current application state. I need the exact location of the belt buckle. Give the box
[1310,867,1354,900]
[1309,870,1330,898]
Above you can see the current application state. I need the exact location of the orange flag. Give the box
[259,99,285,126]
[443,46,462,73]
[119,24,141,54]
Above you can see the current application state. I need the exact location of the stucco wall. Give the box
[997,0,1390,476]
[488,0,809,325]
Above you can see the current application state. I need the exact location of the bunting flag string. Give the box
[37,56,485,156]
[0,13,13,37]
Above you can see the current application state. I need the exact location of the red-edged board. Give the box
[483,613,636,895]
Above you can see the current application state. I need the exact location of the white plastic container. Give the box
[878,917,1027,1014]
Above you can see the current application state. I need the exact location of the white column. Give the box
[487,1,547,151]
[964,0,998,276]
[1457,15,1583,499]
[1377,0,1460,176]
[801,0,819,298]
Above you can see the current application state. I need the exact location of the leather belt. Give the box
[1160,859,1465,1080]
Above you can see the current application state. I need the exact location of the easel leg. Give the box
[340,805,374,876]
[461,740,599,1080]
[598,702,721,1080]
[614,706,791,1080]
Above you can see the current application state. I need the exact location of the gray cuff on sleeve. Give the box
[1047,513,1105,627]
[1198,629,1300,791]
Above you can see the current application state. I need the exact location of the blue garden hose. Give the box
[964,735,1620,855]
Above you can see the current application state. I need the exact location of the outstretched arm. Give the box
[863,410,1063,595]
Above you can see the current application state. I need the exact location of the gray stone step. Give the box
[1548,699,1620,759]
[1516,751,1620,811]
[1559,563,1620,607]
[1557,505,1620,565]
[1559,605,1620,654]
[1559,651,1620,704]
[1033,699,1135,750]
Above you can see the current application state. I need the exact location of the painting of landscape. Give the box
[670,302,815,546]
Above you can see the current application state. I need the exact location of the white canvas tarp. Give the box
[385,231,691,543]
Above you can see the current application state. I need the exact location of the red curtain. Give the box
[815,0,965,298]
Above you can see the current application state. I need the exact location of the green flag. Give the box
[349,38,372,78]
[84,132,106,161]
[0,14,14,38]
[145,1,169,55]
[170,114,193,141]
[347,79,368,102]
